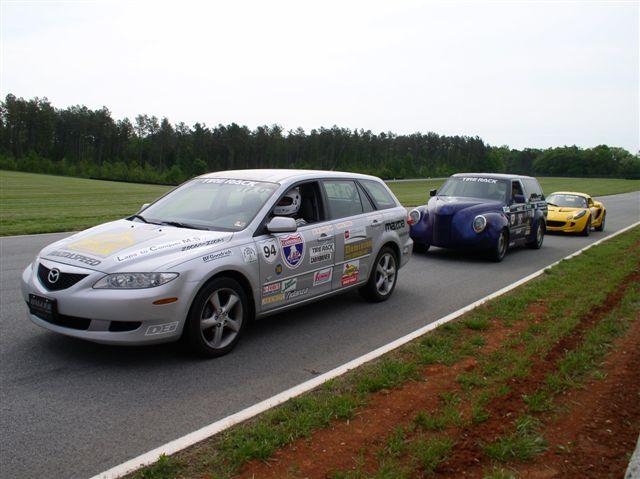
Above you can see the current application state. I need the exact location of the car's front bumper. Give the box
[21,259,192,345]
[546,216,588,233]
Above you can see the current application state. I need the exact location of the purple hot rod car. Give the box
[408,173,548,261]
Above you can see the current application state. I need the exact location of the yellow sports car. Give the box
[545,191,606,236]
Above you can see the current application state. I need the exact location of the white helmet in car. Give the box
[274,188,302,216]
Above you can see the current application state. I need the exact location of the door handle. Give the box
[370,220,383,227]
[318,233,334,241]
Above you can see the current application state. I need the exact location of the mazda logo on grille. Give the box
[48,268,60,284]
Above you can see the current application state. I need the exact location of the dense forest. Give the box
[1,94,638,184]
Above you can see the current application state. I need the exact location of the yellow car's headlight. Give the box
[573,210,587,220]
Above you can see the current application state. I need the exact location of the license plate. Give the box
[28,294,58,322]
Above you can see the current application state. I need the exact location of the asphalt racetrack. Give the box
[1,191,638,478]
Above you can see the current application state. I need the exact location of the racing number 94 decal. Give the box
[260,238,279,264]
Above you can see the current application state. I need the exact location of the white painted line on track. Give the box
[89,220,640,479]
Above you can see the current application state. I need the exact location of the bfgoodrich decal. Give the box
[310,242,334,264]
[202,249,232,263]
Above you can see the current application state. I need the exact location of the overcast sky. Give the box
[1,0,638,151]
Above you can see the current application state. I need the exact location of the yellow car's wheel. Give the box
[595,213,605,232]
[580,216,591,236]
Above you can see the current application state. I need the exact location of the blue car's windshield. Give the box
[438,177,508,202]
[135,178,279,231]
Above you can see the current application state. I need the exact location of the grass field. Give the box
[125,226,640,479]
[1,170,638,236]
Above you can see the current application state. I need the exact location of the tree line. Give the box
[1,94,638,185]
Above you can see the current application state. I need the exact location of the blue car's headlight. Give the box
[573,210,587,220]
[408,209,421,225]
[93,273,179,289]
[473,215,487,233]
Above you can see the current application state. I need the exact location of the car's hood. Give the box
[429,196,503,215]
[547,206,584,219]
[39,220,234,273]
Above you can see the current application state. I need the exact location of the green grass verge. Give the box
[1,170,638,235]
[124,227,639,479]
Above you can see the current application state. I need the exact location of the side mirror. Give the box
[140,203,150,211]
[513,194,525,204]
[429,189,437,197]
[266,216,297,233]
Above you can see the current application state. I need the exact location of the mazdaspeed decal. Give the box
[47,250,101,266]
[260,238,279,264]
[279,233,305,269]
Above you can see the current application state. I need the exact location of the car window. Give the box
[522,178,544,201]
[357,183,376,213]
[323,180,365,219]
[438,177,508,202]
[360,180,397,209]
[546,194,588,208]
[511,181,525,201]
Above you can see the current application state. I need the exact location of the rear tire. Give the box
[183,277,249,358]
[580,216,591,236]
[359,247,398,302]
[489,229,508,262]
[595,213,605,232]
[413,242,430,253]
[526,222,544,249]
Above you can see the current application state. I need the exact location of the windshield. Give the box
[546,194,587,208]
[136,178,279,231]
[438,177,508,202]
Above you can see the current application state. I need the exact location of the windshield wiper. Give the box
[160,221,210,231]
[130,214,151,223]
[546,202,557,207]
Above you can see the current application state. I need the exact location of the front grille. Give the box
[38,263,88,291]
[41,313,91,330]
[433,214,453,244]
[547,220,566,227]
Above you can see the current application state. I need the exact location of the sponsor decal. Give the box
[341,260,360,286]
[202,249,232,263]
[48,250,101,266]
[344,239,372,260]
[336,220,353,229]
[344,226,367,244]
[384,219,405,232]
[260,238,279,264]
[510,214,516,225]
[201,178,258,187]
[115,236,228,262]
[312,225,334,237]
[309,242,334,264]
[275,263,283,275]
[313,267,333,286]
[461,177,498,184]
[262,281,282,296]
[242,245,258,263]
[145,321,179,336]
[285,288,309,300]
[282,278,297,293]
[67,231,140,257]
[279,233,305,269]
[261,293,285,305]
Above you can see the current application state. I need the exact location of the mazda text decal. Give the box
[384,219,405,231]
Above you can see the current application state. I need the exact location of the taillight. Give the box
[407,209,421,225]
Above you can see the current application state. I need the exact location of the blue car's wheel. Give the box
[526,222,544,249]
[489,229,508,262]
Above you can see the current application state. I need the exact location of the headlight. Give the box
[472,215,487,233]
[408,209,421,225]
[573,210,587,220]
[93,272,179,289]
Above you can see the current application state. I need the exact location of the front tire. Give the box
[359,247,398,302]
[489,229,508,262]
[595,213,605,232]
[526,222,544,249]
[580,216,591,236]
[183,277,249,357]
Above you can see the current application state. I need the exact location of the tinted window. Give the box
[357,183,375,213]
[360,180,397,209]
[323,181,364,219]
[511,181,525,200]
[522,178,544,201]
[546,194,588,208]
